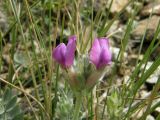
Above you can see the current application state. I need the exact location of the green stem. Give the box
[52,65,59,118]
[73,93,82,120]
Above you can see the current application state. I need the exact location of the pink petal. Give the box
[97,48,112,69]
[65,35,77,67]
[99,38,109,49]
[89,38,101,68]
[99,38,112,64]
[53,43,66,65]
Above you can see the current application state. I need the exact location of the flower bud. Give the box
[89,38,112,69]
[52,35,76,68]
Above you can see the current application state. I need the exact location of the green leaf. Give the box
[14,51,30,67]
[3,89,12,104]
[6,96,17,111]
[0,100,4,115]
[12,113,24,120]
[9,105,21,118]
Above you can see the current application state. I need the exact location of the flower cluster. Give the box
[53,35,112,69]
[52,35,112,90]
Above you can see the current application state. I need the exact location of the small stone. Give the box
[123,75,130,85]
[141,2,160,17]
[111,47,127,60]
[146,115,155,120]
[146,76,159,84]
[156,106,160,112]
[141,62,160,84]
[131,108,144,119]
[152,98,160,116]
[155,107,160,114]
[108,0,128,13]
[131,16,160,41]
[140,90,151,98]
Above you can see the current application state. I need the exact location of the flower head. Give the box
[53,35,76,68]
[89,38,112,69]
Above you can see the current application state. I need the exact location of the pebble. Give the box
[141,62,160,84]
[141,2,160,17]
[111,47,127,60]
[146,115,155,120]
[131,16,160,41]
[108,0,128,13]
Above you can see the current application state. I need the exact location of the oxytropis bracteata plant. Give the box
[52,35,112,119]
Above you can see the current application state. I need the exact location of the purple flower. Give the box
[89,38,112,69]
[53,35,76,68]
